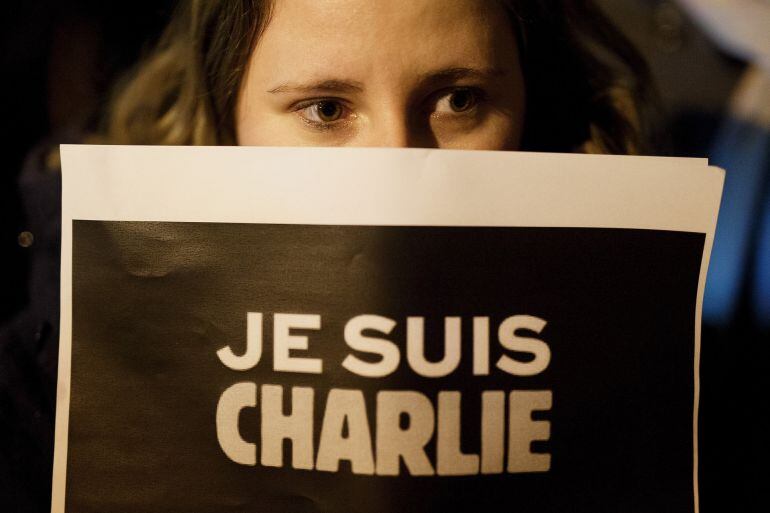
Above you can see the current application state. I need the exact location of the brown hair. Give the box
[107,0,654,154]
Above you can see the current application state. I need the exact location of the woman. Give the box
[109,0,652,154]
[1,1,653,511]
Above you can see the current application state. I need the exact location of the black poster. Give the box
[66,220,704,513]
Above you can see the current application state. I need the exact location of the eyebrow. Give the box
[266,67,509,95]
[267,79,364,95]
[417,66,510,85]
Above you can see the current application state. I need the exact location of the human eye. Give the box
[293,99,354,130]
[431,87,487,116]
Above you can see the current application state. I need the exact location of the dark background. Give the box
[69,221,703,513]
[1,0,175,318]
[0,0,767,511]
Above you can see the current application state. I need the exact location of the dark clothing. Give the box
[0,141,61,513]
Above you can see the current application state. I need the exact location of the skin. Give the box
[236,0,526,149]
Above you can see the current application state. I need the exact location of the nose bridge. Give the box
[370,107,412,148]
[362,102,437,149]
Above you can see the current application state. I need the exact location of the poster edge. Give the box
[50,145,74,513]
[692,165,727,513]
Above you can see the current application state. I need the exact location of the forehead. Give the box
[252,0,517,81]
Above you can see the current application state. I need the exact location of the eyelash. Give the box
[292,99,353,131]
[430,87,488,116]
[291,87,488,132]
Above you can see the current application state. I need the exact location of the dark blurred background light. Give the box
[597,3,768,513]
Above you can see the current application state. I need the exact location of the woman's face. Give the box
[236,0,525,150]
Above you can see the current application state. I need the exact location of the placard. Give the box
[55,145,723,513]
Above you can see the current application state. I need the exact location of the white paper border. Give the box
[53,145,724,513]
